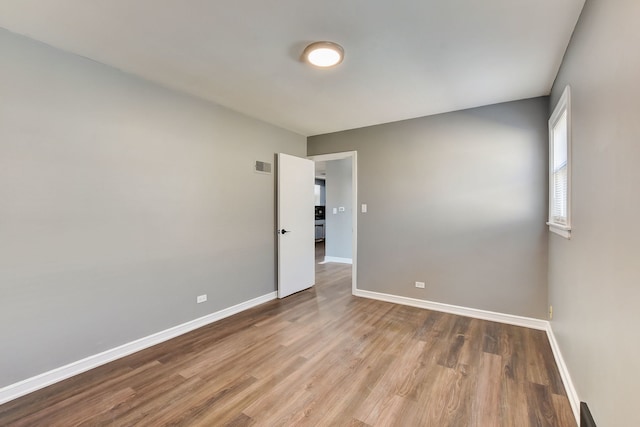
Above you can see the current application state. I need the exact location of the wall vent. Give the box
[255,161,272,174]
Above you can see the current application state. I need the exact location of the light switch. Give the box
[332,207,337,214]
[361,204,367,213]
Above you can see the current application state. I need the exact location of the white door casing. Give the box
[308,151,358,296]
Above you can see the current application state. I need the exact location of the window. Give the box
[548,86,572,238]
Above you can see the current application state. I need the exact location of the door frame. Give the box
[308,151,358,295]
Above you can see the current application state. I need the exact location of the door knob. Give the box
[280,229,291,234]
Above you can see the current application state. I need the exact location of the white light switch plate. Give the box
[361,204,367,213]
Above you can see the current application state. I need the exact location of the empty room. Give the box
[1,1,638,426]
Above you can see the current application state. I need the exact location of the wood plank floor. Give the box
[0,243,576,426]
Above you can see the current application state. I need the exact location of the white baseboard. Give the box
[1,288,581,427]
[353,288,580,426]
[0,291,277,405]
[353,289,548,330]
[322,256,352,264]
[545,323,580,423]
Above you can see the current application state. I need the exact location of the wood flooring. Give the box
[0,244,576,426]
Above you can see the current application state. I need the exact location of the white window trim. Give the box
[547,86,572,239]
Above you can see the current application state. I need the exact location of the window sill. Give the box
[547,222,571,239]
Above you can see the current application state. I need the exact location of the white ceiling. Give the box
[0,0,585,136]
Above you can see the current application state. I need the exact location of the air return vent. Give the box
[255,161,272,174]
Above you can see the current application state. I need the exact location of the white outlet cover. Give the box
[338,206,345,212]
[197,294,207,303]
[361,204,367,213]
[415,282,426,289]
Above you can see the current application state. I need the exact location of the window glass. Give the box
[548,86,571,238]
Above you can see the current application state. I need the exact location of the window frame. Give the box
[547,85,572,239]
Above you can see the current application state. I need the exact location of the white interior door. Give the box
[277,153,315,298]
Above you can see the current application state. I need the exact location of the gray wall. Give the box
[549,1,640,425]
[0,29,305,387]
[309,98,549,318]
[325,159,353,260]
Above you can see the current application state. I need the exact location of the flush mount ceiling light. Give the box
[303,41,344,68]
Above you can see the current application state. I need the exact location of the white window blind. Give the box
[552,110,568,224]
[548,86,571,238]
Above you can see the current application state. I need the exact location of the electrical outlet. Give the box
[197,294,207,304]
[415,281,425,289]
[549,305,553,320]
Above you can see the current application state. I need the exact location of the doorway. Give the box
[308,151,357,294]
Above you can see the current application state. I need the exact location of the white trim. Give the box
[547,223,572,239]
[353,289,548,330]
[309,151,354,162]
[545,323,580,424]
[308,151,358,296]
[321,256,352,264]
[546,222,571,231]
[0,292,277,405]
[1,287,581,427]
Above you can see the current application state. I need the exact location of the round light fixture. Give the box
[303,41,344,68]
